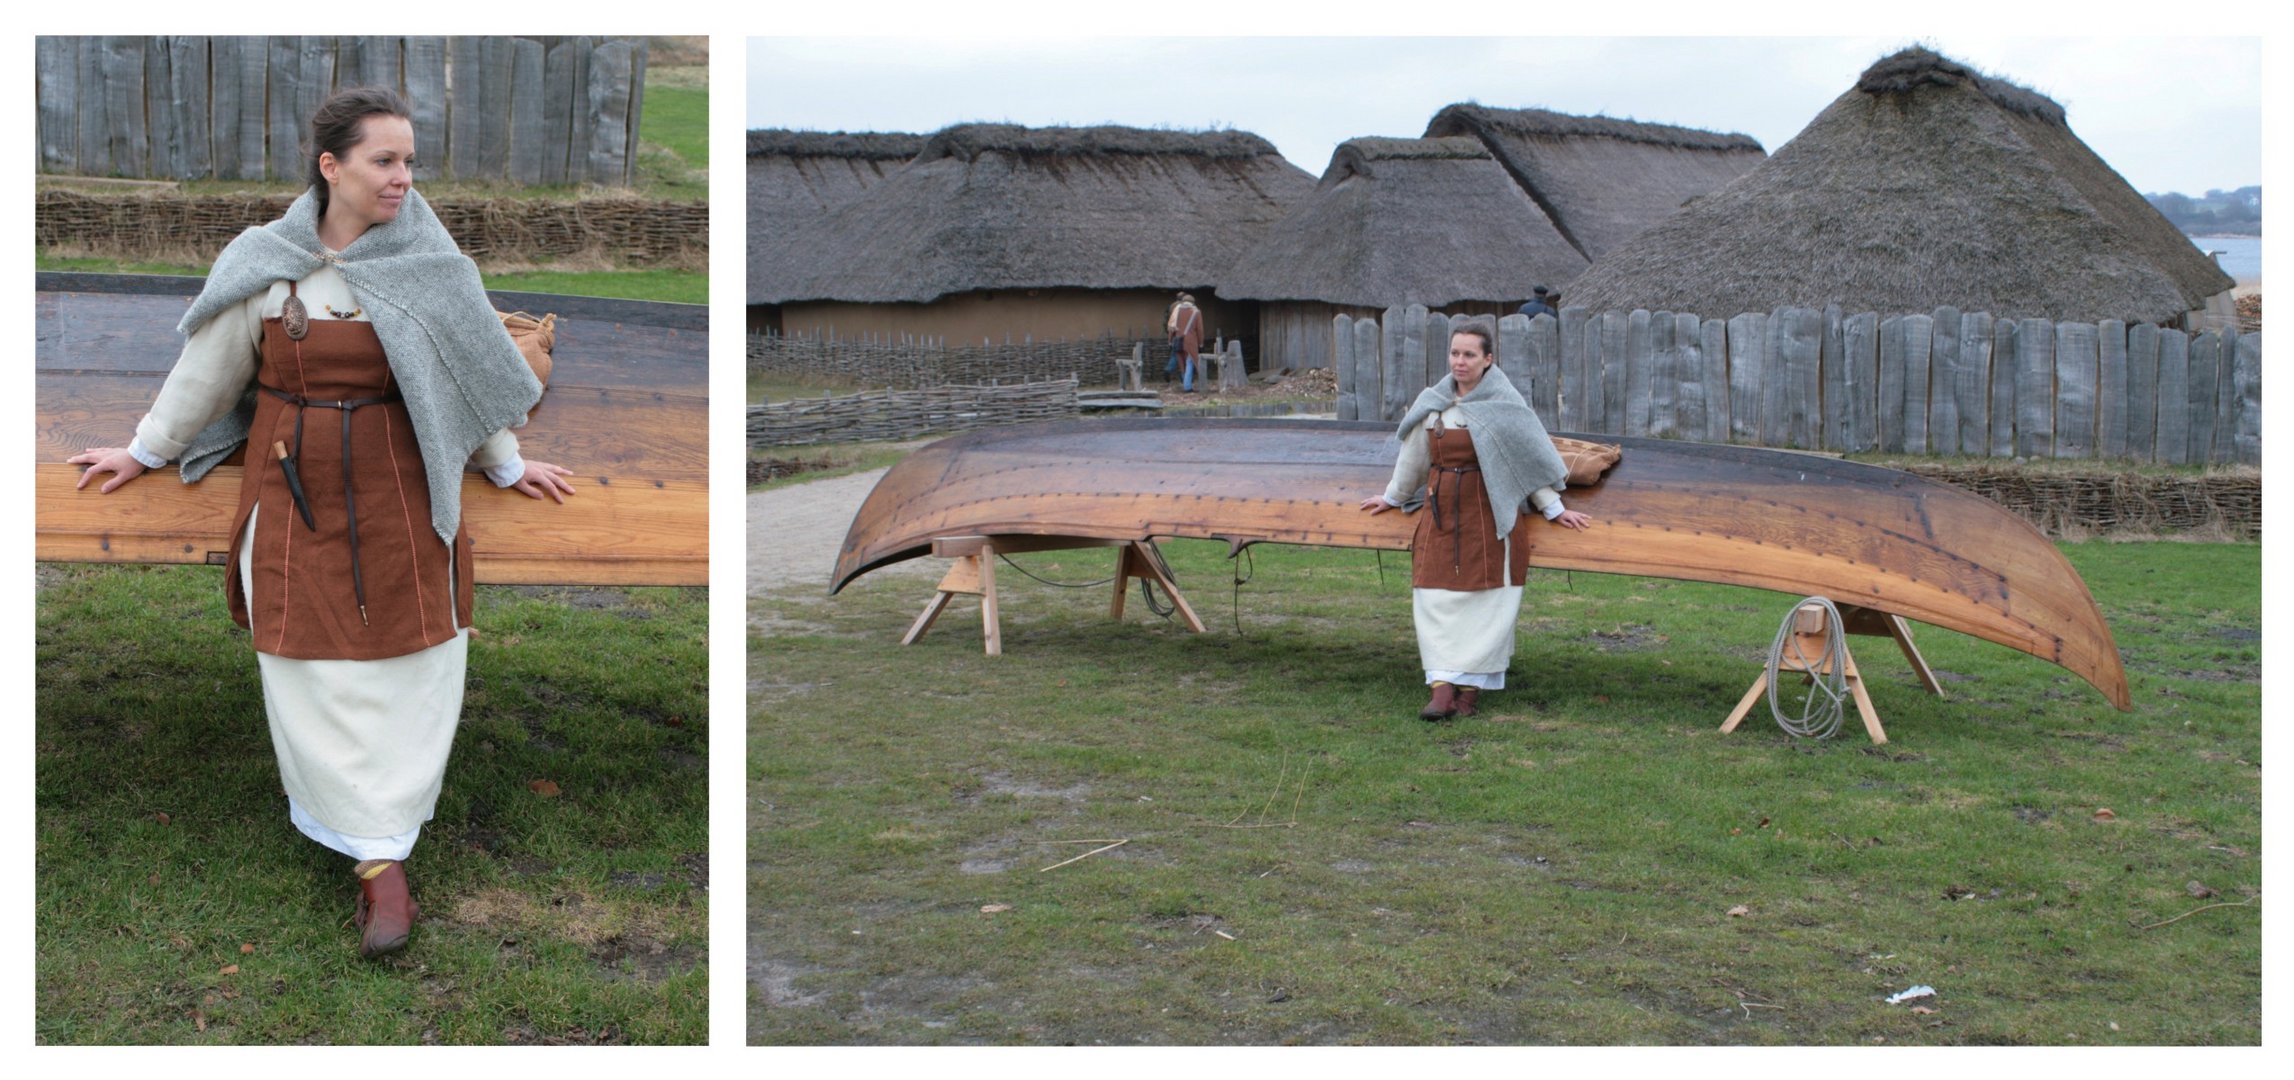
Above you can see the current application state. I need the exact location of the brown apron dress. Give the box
[225,305,474,660]
[1411,419,1531,591]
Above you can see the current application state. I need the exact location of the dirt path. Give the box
[748,469,935,618]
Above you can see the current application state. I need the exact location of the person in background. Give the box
[1518,284,1557,321]
[1168,292,1204,392]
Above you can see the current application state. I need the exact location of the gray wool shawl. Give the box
[175,187,542,545]
[1393,367,1569,542]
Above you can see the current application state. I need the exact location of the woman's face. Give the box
[1449,332,1493,389]
[319,115,415,234]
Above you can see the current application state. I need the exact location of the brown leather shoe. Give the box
[353,859,418,959]
[1420,681,1457,721]
[1453,686,1480,718]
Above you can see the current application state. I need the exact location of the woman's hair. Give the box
[308,86,412,215]
[1452,321,1497,362]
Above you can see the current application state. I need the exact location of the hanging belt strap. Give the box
[258,383,404,626]
[1427,420,1481,573]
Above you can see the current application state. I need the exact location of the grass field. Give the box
[37,567,709,1044]
[752,531,2259,1045]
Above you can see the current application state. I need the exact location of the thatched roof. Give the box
[757,123,1315,305]
[1425,104,1766,261]
[1563,48,2235,324]
[1219,136,1588,308]
[748,129,926,304]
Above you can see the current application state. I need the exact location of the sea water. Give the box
[2189,234,2261,283]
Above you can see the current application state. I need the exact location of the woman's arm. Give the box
[470,429,576,504]
[72,292,265,493]
[1529,486,1592,530]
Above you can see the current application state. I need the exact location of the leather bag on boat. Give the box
[497,310,556,397]
[1554,437,1622,487]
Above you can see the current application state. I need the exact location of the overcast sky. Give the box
[748,35,2259,198]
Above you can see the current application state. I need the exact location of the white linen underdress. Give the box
[130,265,526,860]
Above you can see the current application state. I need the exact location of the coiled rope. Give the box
[1768,596,1850,739]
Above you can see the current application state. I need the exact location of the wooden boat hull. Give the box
[37,272,706,586]
[832,418,2130,709]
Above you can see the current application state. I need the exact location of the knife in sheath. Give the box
[272,440,317,531]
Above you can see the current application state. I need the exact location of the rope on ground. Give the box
[1229,544,1255,636]
[994,552,1113,590]
[1770,596,1849,740]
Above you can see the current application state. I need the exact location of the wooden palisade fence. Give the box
[1337,305,2261,465]
[35,36,647,187]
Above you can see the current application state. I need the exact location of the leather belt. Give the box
[260,383,404,626]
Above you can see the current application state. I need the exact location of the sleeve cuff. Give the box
[1541,498,1566,521]
[484,456,527,488]
[127,438,169,470]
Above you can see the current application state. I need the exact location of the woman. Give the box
[70,87,577,958]
[1359,322,1591,720]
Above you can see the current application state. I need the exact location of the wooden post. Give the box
[1988,317,2018,458]
[1929,306,1961,455]
[2124,321,2159,462]
[2156,328,2190,466]
[1624,308,1654,437]
[1841,312,1879,453]
[1601,310,1630,436]
[2234,332,2261,465]
[1700,317,1730,444]
[1727,311,1764,443]
[2015,318,2056,459]
[1355,316,1385,423]
[2054,321,2099,459]
[1955,310,1992,457]
[2185,330,2219,464]
[2096,320,2129,460]
[1673,312,1703,442]
[1645,310,1675,439]
[1559,306,1590,432]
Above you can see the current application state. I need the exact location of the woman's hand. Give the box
[510,460,577,504]
[1552,509,1592,530]
[1359,495,1393,514]
[69,447,148,494]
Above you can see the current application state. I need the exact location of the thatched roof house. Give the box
[763,123,1315,346]
[1424,104,1767,262]
[1219,136,1590,370]
[1564,48,2235,324]
[1223,136,1588,309]
[746,129,924,316]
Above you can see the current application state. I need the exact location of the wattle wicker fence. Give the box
[36,189,706,266]
[749,328,1257,390]
[750,379,1080,447]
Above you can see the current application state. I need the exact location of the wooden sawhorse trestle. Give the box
[1718,602,1945,744]
[901,535,1207,656]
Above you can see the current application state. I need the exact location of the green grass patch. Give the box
[752,369,868,406]
[749,440,915,492]
[482,268,706,305]
[37,253,702,306]
[38,566,708,1044]
[641,84,709,172]
[753,538,2258,1045]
